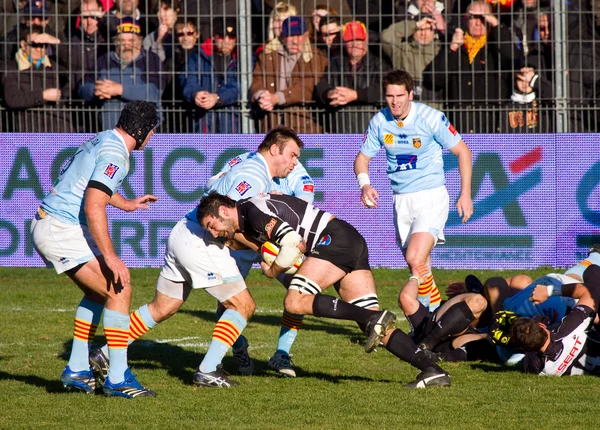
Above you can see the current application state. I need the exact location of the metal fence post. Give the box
[239,0,253,133]
[554,0,568,133]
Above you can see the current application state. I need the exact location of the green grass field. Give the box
[1,266,598,430]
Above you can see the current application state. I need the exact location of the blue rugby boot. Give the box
[60,366,96,393]
[103,368,156,398]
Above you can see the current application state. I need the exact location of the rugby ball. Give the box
[261,241,305,275]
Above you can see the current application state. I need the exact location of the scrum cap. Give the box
[116,101,159,149]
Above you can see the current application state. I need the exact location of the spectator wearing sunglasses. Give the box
[180,17,240,133]
[2,25,73,131]
[423,0,523,133]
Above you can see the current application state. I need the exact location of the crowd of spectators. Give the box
[1,0,599,133]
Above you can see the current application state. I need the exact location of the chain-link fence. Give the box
[0,0,598,133]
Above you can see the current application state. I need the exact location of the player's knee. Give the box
[404,253,426,270]
[466,293,488,316]
[398,288,416,311]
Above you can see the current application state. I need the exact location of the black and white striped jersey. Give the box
[523,304,595,376]
[237,193,332,252]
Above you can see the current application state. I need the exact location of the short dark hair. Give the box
[382,69,414,94]
[197,192,236,224]
[319,15,341,29]
[510,318,548,352]
[159,0,180,11]
[257,126,304,154]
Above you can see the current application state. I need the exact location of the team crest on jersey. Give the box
[383,133,394,145]
[103,163,119,179]
[316,235,332,247]
[228,156,243,167]
[235,180,252,196]
[303,184,314,192]
[397,121,404,128]
[265,218,277,237]
[413,138,422,148]
[448,123,458,136]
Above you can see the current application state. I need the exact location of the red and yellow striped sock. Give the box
[74,318,98,343]
[105,327,129,349]
[212,320,241,347]
[429,276,442,311]
[129,310,150,342]
[417,274,433,307]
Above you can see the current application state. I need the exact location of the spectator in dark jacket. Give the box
[180,17,240,133]
[79,17,164,129]
[316,21,390,132]
[2,25,73,132]
[423,0,523,133]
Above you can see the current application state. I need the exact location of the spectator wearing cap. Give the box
[2,0,57,61]
[79,17,164,129]
[250,15,327,133]
[179,17,240,133]
[2,25,73,131]
[381,15,443,110]
[143,0,180,65]
[315,20,389,132]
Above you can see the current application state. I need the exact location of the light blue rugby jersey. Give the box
[218,152,315,204]
[360,102,462,194]
[41,130,130,226]
[186,151,315,223]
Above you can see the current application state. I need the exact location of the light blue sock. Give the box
[217,305,246,350]
[67,298,103,372]
[104,308,130,384]
[100,304,157,357]
[565,252,600,279]
[275,311,303,356]
[200,309,247,373]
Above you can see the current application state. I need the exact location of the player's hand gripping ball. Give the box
[261,241,305,275]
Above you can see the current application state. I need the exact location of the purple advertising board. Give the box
[0,133,598,269]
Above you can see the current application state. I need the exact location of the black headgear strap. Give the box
[116,101,158,149]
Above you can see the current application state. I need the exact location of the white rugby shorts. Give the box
[30,212,101,274]
[393,185,449,249]
[159,218,244,295]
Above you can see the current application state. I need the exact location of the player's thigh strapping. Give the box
[159,218,245,302]
[393,185,449,249]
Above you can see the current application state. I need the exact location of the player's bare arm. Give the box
[108,192,158,211]
[85,187,130,287]
[449,140,473,223]
[353,152,379,208]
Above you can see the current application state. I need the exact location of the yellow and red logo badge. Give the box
[265,218,277,238]
[383,133,394,145]
[412,138,421,148]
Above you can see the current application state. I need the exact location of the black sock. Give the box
[385,329,444,373]
[312,294,375,324]
[439,347,468,362]
[421,301,475,350]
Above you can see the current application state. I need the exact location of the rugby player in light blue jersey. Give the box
[204,129,314,378]
[30,101,159,398]
[91,126,309,387]
[354,70,473,323]
[207,150,315,204]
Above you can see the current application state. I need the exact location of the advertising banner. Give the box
[0,133,598,269]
